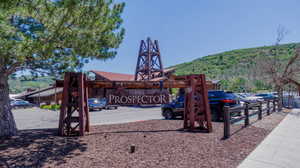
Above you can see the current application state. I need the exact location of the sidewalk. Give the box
[238,109,300,168]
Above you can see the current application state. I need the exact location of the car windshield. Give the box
[99,98,107,103]
[225,93,237,99]
[208,91,224,98]
[242,94,248,98]
[15,101,28,105]
[88,99,99,103]
[236,94,246,98]
[256,94,268,97]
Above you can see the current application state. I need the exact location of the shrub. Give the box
[51,104,60,111]
[40,104,60,111]
[40,104,51,109]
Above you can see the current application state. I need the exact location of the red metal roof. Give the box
[91,70,135,81]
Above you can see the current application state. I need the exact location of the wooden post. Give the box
[183,75,212,133]
[189,78,196,131]
[267,100,270,115]
[183,88,189,129]
[199,74,213,132]
[54,87,57,104]
[244,103,249,126]
[223,106,230,139]
[84,81,90,133]
[58,72,89,136]
[273,99,276,112]
[258,101,262,120]
[78,74,85,136]
[58,73,70,136]
[278,99,282,111]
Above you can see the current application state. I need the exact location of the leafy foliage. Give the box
[0,0,125,77]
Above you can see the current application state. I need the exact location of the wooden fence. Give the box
[223,99,280,139]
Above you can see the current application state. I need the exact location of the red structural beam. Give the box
[56,79,213,89]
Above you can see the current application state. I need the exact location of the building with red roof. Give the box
[89,70,135,81]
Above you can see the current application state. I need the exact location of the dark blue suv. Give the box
[161,90,240,121]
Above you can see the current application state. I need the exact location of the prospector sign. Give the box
[107,89,169,105]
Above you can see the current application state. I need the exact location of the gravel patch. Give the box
[0,111,287,168]
[251,110,289,131]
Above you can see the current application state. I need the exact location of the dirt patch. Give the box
[251,110,289,130]
[0,111,287,168]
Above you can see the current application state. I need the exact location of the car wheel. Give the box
[164,109,174,120]
[114,106,118,109]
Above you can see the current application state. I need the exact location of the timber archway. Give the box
[56,72,213,136]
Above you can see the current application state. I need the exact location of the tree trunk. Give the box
[0,74,17,137]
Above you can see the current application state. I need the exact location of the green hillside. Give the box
[9,76,54,94]
[173,43,300,92]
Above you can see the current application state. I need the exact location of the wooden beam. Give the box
[56,79,214,89]
[87,80,189,89]
[56,80,188,89]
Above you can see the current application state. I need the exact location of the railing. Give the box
[223,99,280,139]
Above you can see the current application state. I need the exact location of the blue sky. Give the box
[84,0,300,74]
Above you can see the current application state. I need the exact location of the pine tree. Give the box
[0,0,125,137]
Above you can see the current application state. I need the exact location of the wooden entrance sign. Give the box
[56,72,212,136]
[107,89,169,105]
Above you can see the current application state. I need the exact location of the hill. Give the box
[9,43,300,94]
[9,75,54,94]
[173,43,300,92]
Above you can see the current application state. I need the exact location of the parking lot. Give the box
[12,97,300,130]
[12,106,163,130]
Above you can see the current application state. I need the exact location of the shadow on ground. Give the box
[0,129,87,168]
[90,127,210,135]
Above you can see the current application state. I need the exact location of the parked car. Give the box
[161,96,184,120]
[234,93,263,105]
[270,92,279,98]
[255,93,275,101]
[161,90,241,121]
[209,91,241,121]
[88,98,106,111]
[10,100,34,109]
[99,98,118,110]
[244,95,264,102]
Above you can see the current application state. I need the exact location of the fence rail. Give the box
[223,99,280,139]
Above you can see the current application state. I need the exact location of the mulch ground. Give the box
[0,111,288,168]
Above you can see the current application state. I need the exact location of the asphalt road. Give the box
[12,106,163,130]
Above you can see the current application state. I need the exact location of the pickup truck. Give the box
[88,98,106,111]
[161,90,240,121]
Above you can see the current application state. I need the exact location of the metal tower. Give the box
[134,37,164,81]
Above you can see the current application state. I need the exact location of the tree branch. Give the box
[4,62,21,76]
[289,78,300,87]
[282,48,300,77]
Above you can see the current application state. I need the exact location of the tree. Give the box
[256,26,300,108]
[0,0,125,137]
